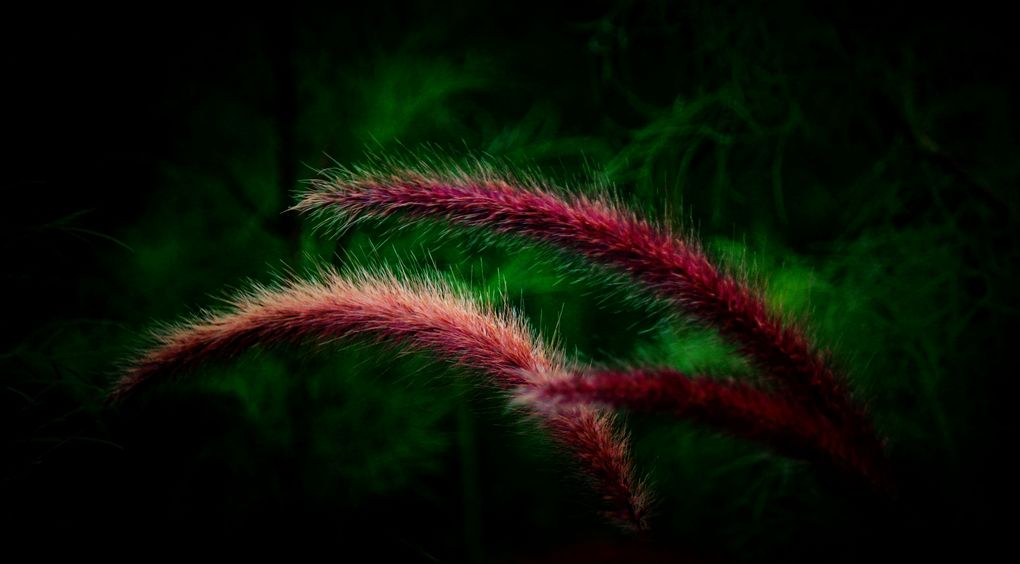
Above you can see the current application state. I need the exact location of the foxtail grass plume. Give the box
[295,160,884,475]
[114,269,649,531]
[527,368,888,487]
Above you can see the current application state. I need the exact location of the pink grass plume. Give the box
[294,161,882,461]
[114,268,649,531]
[527,368,889,488]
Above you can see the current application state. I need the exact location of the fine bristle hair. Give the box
[294,155,884,469]
[525,368,889,488]
[114,266,649,531]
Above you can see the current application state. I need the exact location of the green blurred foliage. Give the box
[2,1,1017,561]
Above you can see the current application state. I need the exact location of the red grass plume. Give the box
[294,161,884,473]
[526,368,888,487]
[114,269,649,531]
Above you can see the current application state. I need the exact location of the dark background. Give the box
[3,2,1018,561]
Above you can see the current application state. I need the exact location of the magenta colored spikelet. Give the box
[295,165,878,451]
[114,269,649,531]
[529,368,888,487]
[544,406,648,529]
[114,270,546,397]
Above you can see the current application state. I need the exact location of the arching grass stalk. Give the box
[295,160,886,485]
[114,268,649,531]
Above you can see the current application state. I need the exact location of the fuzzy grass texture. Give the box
[526,368,883,487]
[295,159,888,486]
[6,5,1012,559]
[114,268,650,531]
[295,160,847,414]
[119,156,889,534]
